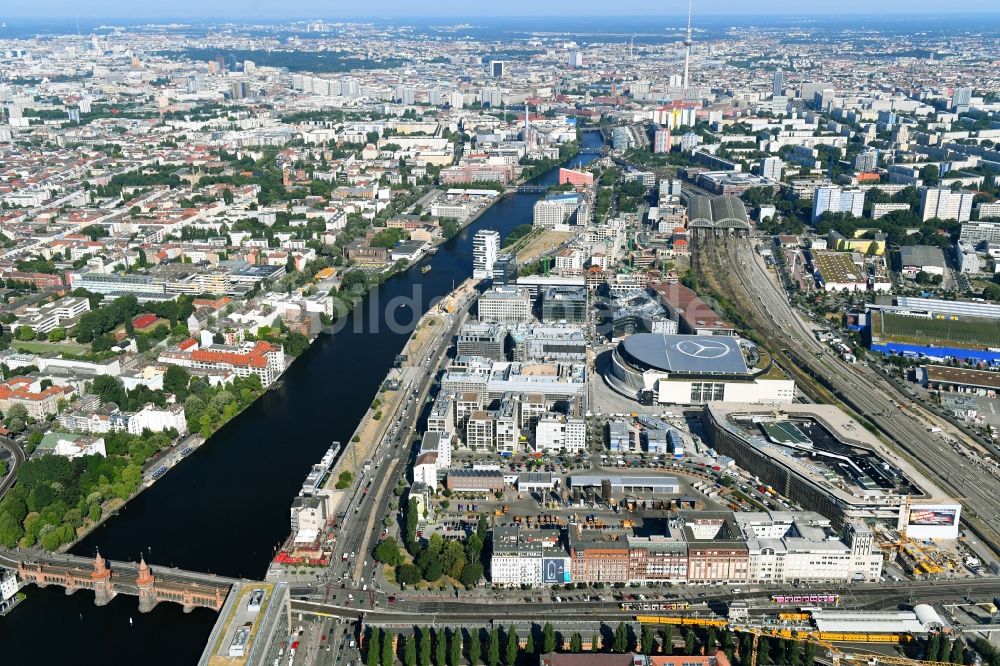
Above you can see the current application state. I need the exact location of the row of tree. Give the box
[362,622,822,666]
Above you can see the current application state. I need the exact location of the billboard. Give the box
[908,508,958,526]
[542,558,570,584]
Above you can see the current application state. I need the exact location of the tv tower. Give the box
[682,0,693,89]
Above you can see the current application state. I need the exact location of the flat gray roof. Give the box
[619,333,749,375]
[899,245,946,269]
[569,475,681,491]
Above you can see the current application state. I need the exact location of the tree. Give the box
[469,632,482,665]
[164,365,191,397]
[487,628,500,666]
[684,630,696,656]
[460,562,483,587]
[613,622,628,653]
[396,563,422,586]
[405,634,418,666]
[662,626,674,656]
[424,558,443,582]
[950,639,965,665]
[448,630,462,666]
[542,623,556,654]
[920,164,940,186]
[569,633,582,653]
[368,629,382,666]
[375,537,403,566]
[47,327,66,342]
[927,634,943,663]
[641,626,654,655]
[804,641,816,666]
[406,497,419,548]
[0,511,24,548]
[419,627,432,666]
[15,326,35,341]
[436,630,447,666]
[90,375,126,407]
[591,635,600,653]
[222,188,235,205]
[4,404,28,433]
[524,632,534,656]
[505,628,518,665]
[381,629,394,666]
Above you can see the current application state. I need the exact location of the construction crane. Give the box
[835,647,954,666]
[897,494,911,554]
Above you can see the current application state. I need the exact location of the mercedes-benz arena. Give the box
[605,333,795,405]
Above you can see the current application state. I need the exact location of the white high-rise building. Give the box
[759,157,783,182]
[854,150,878,173]
[653,128,671,154]
[812,187,865,223]
[952,86,972,111]
[921,187,974,222]
[473,229,500,279]
[568,51,584,68]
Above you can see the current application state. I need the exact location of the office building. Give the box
[456,323,507,361]
[489,60,505,78]
[510,325,587,362]
[491,526,568,587]
[759,157,783,181]
[492,253,518,286]
[534,413,586,453]
[478,287,532,324]
[921,187,974,222]
[568,51,584,68]
[541,286,587,324]
[772,69,784,97]
[812,186,865,223]
[472,229,500,279]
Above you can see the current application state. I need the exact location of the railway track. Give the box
[691,233,1000,553]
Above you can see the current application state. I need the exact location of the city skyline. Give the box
[3,1,1000,19]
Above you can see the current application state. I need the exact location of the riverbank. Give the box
[0,129,608,665]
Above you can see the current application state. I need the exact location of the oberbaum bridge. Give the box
[0,546,238,613]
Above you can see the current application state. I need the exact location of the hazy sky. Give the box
[3,0,997,20]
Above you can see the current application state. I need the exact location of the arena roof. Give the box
[687,195,750,230]
[619,333,749,375]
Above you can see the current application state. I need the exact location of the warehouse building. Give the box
[899,245,947,278]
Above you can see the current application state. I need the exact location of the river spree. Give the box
[0,131,603,662]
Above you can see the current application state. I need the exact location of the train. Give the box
[771,593,839,605]
[621,601,690,612]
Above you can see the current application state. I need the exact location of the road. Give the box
[0,437,25,498]
[287,576,1000,625]
[309,291,477,611]
[704,234,1000,554]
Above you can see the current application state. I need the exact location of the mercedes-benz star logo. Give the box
[675,339,731,359]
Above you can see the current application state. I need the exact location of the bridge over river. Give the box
[0,547,243,613]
